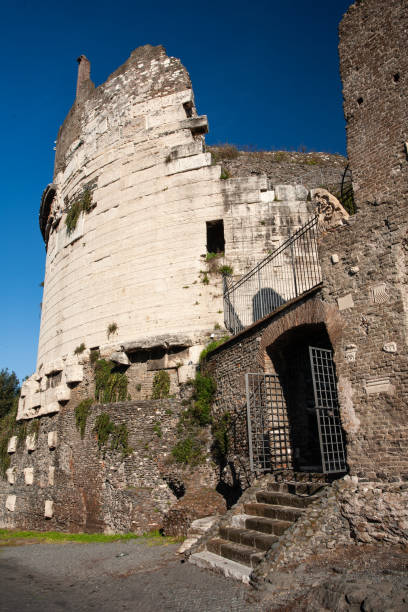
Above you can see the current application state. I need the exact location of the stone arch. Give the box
[256,297,344,369]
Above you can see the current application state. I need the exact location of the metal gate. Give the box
[309,346,347,473]
[245,373,292,473]
[245,347,347,474]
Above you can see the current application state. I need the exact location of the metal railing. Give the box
[223,216,322,335]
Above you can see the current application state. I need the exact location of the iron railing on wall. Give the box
[223,216,322,335]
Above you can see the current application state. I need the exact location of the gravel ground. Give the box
[0,538,263,612]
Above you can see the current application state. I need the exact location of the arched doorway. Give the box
[246,322,347,475]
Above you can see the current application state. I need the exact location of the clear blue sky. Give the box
[0,0,351,382]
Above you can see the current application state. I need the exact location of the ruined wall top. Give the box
[339,0,408,207]
[54,45,192,177]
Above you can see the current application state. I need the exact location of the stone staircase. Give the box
[189,479,326,582]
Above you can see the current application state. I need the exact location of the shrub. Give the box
[94,360,128,404]
[218,265,233,276]
[65,188,93,235]
[171,437,204,465]
[199,336,230,362]
[152,371,170,399]
[74,343,86,355]
[75,398,93,438]
[220,168,230,180]
[107,322,118,338]
[212,412,231,464]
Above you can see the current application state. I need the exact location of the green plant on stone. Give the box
[201,272,209,285]
[74,343,86,355]
[199,336,230,362]
[90,348,100,365]
[93,412,115,454]
[94,359,128,404]
[153,422,163,438]
[107,322,118,339]
[28,418,40,440]
[218,265,233,276]
[211,411,231,465]
[110,422,132,458]
[151,371,170,400]
[75,398,93,439]
[220,168,230,180]
[65,188,93,235]
[171,436,204,465]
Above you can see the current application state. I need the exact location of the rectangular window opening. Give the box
[206,219,225,253]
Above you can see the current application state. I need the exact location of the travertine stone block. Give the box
[337,293,354,311]
[6,495,16,512]
[26,434,37,452]
[24,467,34,485]
[44,359,64,376]
[6,467,16,484]
[364,377,393,395]
[38,401,60,417]
[65,365,84,384]
[48,466,55,486]
[55,384,71,402]
[48,431,58,450]
[7,436,17,454]
[44,500,54,518]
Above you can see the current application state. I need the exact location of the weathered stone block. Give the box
[7,436,17,454]
[6,495,16,512]
[44,359,64,376]
[26,434,37,452]
[64,365,84,384]
[6,467,16,484]
[110,351,130,366]
[55,384,71,402]
[337,293,354,311]
[48,431,58,450]
[364,377,393,396]
[48,466,55,486]
[44,500,54,518]
[24,467,34,485]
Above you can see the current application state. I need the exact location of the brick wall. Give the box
[339,0,408,207]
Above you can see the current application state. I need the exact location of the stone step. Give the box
[219,526,279,552]
[245,516,292,536]
[267,481,325,496]
[244,501,303,522]
[189,550,252,584]
[256,490,314,508]
[207,537,264,568]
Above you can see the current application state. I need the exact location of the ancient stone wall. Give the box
[339,0,408,207]
[208,147,347,190]
[37,44,314,379]
[0,397,218,533]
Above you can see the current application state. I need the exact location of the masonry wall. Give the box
[0,398,217,533]
[339,0,408,207]
[37,44,313,375]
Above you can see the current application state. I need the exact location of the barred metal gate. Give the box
[309,346,347,473]
[245,373,292,473]
[245,347,346,474]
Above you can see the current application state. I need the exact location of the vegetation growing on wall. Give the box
[211,411,231,465]
[93,412,132,458]
[74,343,86,355]
[199,336,230,362]
[75,398,93,439]
[218,265,233,276]
[151,370,170,399]
[65,187,93,235]
[28,418,40,440]
[0,398,25,478]
[106,322,118,339]
[171,372,217,465]
[94,359,128,404]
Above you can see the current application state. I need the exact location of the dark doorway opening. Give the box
[266,323,345,473]
[206,219,225,253]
